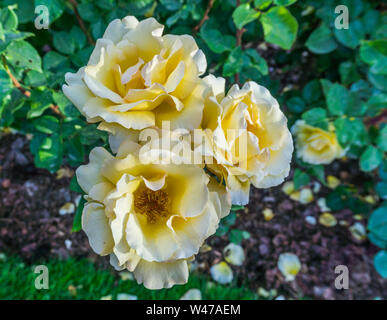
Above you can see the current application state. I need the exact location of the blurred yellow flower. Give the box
[292,120,345,165]
[277,253,301,281]
[63,16,207,132]
[76,143,230,290]
[197,76,293,205]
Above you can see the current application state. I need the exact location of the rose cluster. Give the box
[63,16,293,289]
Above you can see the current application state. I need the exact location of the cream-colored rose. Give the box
[291,120,345,165]
[196,75,293,205]
[76,142,230,290]
[63,16,207,131]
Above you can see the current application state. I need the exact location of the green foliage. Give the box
[0,255,256,299]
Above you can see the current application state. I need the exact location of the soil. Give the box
[0,133,386,300]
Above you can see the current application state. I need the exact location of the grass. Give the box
[0,254,256,300]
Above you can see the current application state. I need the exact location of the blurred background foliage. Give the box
[0,0,386,285]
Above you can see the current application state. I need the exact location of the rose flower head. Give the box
[63,16,207,132]
[291,120,345,165]
[76,140,230,289]
[196,75,293,205]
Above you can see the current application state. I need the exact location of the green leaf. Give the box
[25,70,46,87]
[70,26,87,51]
[232,4,260,29]
[286,96,305,113]
[0,6,18,30]
[69,175,83,193]
[65,136,85,166]
[34,0,64,22]
[368,72,387,92]
[53,91,79,118]
[376,182,387,200]
[360,146,383,172]
[5,40,41,72]
[33,115,59,134]
[308,165,325,183]
[334,20,364,49]
[305,24,337,54]
[53,31,76,55]
[32,133,63,172]
[302,80,321,103]
[27,90,52,118]
[334,118,367,148]
[0,68,13,102]
[374,250,387,278]
[245,49,268,75]
[339,61,361,85]
[260,6,298,50]
[360,40,387,75]
[326,83,349,116]
[91,19,106,40]
[223,46,243,77]
[72,196,86,232]
[368,206,387,243]
[229,229,250,244]
[43,51,68,71]
[200,23,235,54]
[377,125,387,152]
[0,30,33,52]
[5,0,34,24]
[274,0,297,6]
[301,108,328,130]
[254,0,272,10]
[77,3,99,22]
[293,168,310,190]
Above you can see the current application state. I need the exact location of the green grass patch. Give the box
[0,255,256,300]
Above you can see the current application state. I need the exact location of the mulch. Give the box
[0,133,386,299]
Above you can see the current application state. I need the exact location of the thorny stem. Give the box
[193,0,215,35]
[68,0,95,46]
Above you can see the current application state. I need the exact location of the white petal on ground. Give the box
[117,293,138,300]
[59,202,75,215]
[277,253,301,282]
[223,243,245,266]
[210,261,233,284]
[180,288,202,300]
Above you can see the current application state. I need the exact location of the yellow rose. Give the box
[291,120,345,165]
[63,16,207,131]
[76,143,230,289]
[196,75,293,205]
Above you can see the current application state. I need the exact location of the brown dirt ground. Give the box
[0,133,386,299]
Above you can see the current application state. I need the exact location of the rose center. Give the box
[134,188,170,224]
